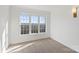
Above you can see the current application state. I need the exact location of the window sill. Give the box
[20,32,46,36]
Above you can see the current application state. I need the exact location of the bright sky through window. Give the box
[20,15,46,24]
[20,16,29,23]
[40,16,45,24]
[31,16,38,23]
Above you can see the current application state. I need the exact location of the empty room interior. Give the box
[0,5,79,53]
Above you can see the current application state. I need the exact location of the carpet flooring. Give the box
[7,38,77,53]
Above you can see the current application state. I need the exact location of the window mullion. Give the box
[22,25,24,34]
[38,16,40,33]
[45,16,47,32]
[29,16,31,34]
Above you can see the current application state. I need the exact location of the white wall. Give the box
[0,6,9,52]
[9,6,50,44]
[50,6,79,52]
[0,5,78,52]
[8,5,79,52]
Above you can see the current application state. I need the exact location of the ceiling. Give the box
[14,5,76,12]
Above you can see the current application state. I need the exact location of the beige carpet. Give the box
[8,38,77,53]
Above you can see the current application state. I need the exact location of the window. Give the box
[20,15,29,34]
[39,16,46,32]
[31,16,38,33]
[20,14,46,34]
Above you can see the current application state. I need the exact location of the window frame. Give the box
[39,16,46,33]
[31,16,39,34]
[19,13,47,35]
[19,15,30,34]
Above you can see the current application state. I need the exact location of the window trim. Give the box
[39,16,46,33]
[31,16,39,34]
[19,13,47,35]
